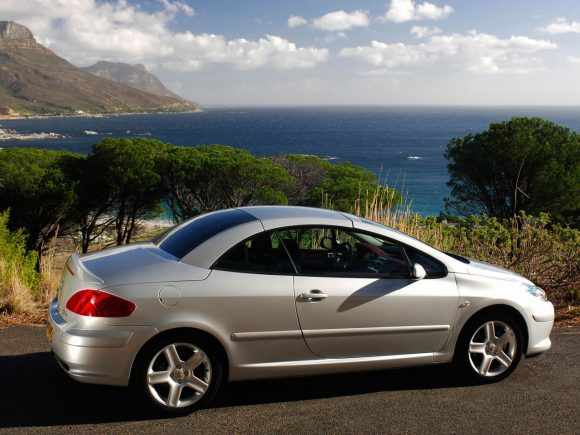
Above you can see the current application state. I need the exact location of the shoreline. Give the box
[0,108,203,121]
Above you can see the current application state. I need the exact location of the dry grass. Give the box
[0,260,36,314]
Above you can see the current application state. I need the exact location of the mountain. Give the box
[0,21,198,116]
[82,61,185,100]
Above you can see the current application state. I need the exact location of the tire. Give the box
[135,332,222,415]
[456,311,524,382]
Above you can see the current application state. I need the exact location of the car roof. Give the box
[241,206,353,230]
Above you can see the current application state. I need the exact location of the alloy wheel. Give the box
[146,342,212,408]
[467,320,517,377]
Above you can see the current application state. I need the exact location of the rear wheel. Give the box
[457,312,524,382]
[136,333,222,414]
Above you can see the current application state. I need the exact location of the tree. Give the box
[0,148,78,262]
[67,154,116,253]
[89,138,167,245]
[273,155,402,213]
[163,145,290,222]
[269,154,327,205]
[445,117,580,226]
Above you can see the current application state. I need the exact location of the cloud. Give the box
[339,31,556,74]
[312,10,369,31]
[568,56,580,64]
[0,0,327,71]
[287,15,307,28]
[539,17,580,34]
[382,0,453,23]
[159,0,194,17]
[410,26,442,38]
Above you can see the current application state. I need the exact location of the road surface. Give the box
[0,325,578,434]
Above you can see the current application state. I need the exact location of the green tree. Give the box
[89,138,167,245]
[67,154,116,253]
[0,148,78,261]
[163,144,290,222]
[274,155,402,213]
[445,117,580,226]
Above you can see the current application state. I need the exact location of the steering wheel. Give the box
[334,242,355,271]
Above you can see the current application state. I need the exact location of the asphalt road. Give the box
[0,325,578,434]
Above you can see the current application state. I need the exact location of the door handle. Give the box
[299,290,328,301]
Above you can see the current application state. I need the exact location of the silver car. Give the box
[47,206,554,414]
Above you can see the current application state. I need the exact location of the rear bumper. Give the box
[48,298,157,386]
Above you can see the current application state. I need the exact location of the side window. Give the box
[404,246,447,278]
[213,232,295,274]
[276,227,411,278]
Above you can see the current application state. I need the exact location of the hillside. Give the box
[0,21,198,116]
[82,61,186,101]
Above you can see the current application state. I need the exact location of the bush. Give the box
[0,210,40,313]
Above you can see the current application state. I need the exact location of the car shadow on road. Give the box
[0,351,477,428]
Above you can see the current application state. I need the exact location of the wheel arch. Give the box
[455,304,529,358]
[129,327,230,385]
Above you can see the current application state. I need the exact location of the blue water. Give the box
[1,106,579,216]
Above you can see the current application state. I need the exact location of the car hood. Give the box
[466,259,531,284]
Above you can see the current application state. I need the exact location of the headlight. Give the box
[525,284,547,301]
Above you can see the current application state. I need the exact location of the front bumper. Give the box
[47,298,158,386]
[525,301,554,356]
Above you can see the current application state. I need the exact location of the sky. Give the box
[2,0,580,106]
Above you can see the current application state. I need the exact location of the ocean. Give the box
[1,106,579,216]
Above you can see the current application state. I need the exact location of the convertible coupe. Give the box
[47,206,554,414]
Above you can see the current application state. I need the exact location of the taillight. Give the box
[66,290,136,317]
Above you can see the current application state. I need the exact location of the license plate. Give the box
[46,322,54,343]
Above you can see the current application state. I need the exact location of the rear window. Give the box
[156,209,257,259]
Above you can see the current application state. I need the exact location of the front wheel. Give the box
[456,312,524,382]
[136,333,222,414]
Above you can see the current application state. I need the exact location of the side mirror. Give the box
[412,263,427,280]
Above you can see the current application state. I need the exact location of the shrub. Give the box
[0,210,40,313]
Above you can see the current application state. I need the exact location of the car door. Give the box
[209,231,308,365]
[283,226,459,358]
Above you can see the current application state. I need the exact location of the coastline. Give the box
[0,108,203,121]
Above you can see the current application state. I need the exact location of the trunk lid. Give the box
[57,242,210,322]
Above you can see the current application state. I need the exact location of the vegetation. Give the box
[164,145,291,222]
[0,147,78,263]
[272,154,402,212]
[445,117,580,227]
[90,138,167,245]
[0,210,40,313]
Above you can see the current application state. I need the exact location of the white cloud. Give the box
[339,31,556,74]
[0,0,327,71]
[410,26,442,38]
[540,17,580,34]
[313,10,369,31]
[568,56,580,64]
[159,0,194,17]
[287,15,307,28]
[382,0,453,23]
